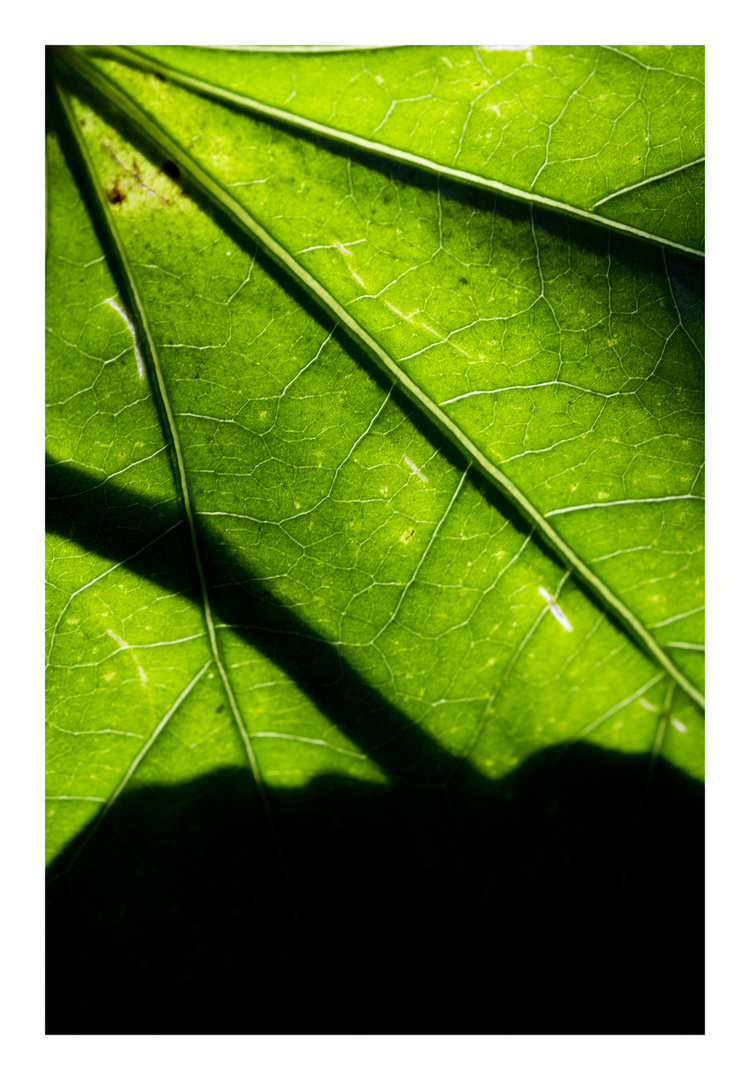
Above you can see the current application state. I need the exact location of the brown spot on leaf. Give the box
[106,181,126,204]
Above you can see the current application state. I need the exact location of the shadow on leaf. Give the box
[47,457,703,1033]
[46,53,705,1037]
[47,740,703,1034]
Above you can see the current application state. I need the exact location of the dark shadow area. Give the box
[47,458,704,1033]
[47,455,466,784]
[47,743,704,1034]
[47,454,637,793]
[47,56,705,1034]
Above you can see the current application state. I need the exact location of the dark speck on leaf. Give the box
[106,182,126,205]
[163,160,180,180]
[153,71,167,82]
[458,277,468,285]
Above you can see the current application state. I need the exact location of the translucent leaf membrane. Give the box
[47,66,703,860]
[121,43,704,253]
[46,47,704,1034]
[93,57,704,695]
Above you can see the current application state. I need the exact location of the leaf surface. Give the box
[45,45,705,1034]
[96,43,705,255]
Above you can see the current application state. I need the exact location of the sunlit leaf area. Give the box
[46,45,704,1034]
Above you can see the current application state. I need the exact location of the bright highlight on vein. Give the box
[404,456,428,482]
[103,297,144,378]
[538,586,573,632]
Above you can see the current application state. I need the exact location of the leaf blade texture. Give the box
[45,45,705,1034]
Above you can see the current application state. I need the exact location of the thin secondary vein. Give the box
[593,158,705,208]
[45,795,106,802]
[648,605,704,629]
[56,661,211,874]
[249,732,368,759]
[453,550,558,771]
[84,46,704,259]
[546,494,704,517]
[45,520,182,667]
[52,73,276,816]
[56,50,706,713]
[565,671,666,746]
[103,297,145,377]
[372,465,470,643]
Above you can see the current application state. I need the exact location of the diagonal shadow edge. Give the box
[46,453,476,788]
[48,83,685,858]
[46,52,706,1036]
[46,452,702,810]
[47,56,704,709]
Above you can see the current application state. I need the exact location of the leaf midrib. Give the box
[53,47,705,713]
[85,45,705,260]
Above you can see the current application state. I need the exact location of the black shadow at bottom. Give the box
[46,741,703,1034]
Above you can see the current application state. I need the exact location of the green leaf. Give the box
[46,45,704,1033]
[90,44,705,255]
